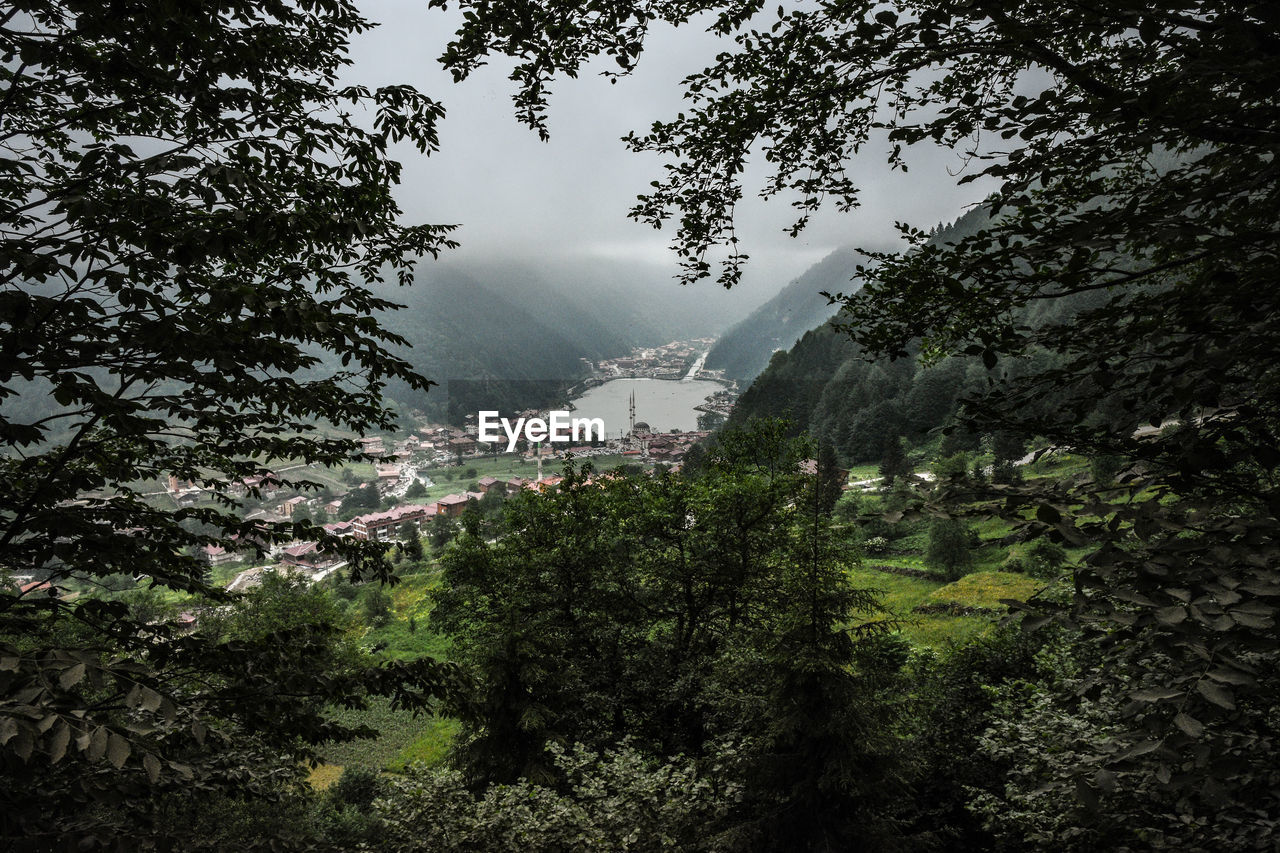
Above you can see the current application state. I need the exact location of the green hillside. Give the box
[703,247,859,382]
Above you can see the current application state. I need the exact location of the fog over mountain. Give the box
[344,0,997,313]
[704,248,861,384]
[374,253,777,420]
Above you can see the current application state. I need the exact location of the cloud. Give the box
[347,1,996,305]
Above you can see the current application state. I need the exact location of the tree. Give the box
[405,480,428,499]
[988,431,1025,486]
[0,1,460,846]
[362,584,394,628]
[429,513,456,551]
[811,441,844,516]
[399,522,424,562]
[374,745,733,852]
[832,489,862,525]
[1023,539,1067,580]
[933,452,970,483]
[339,483,382,516]
[434,4,1280,843]
[925,518,973,581]
[878,435,909,487]
[1088,454,1124,489]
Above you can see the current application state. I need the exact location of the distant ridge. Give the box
[704,248,860,383]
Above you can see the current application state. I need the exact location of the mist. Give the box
[345,0,998,319]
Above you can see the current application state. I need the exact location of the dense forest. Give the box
[3,1,1278,852]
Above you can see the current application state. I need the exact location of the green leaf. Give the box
[1173,712,1204,738]
[140,687,163,714]
[1075,777,1099,810]
[48,721,70,763]
[1116,740,1161,761]
[87,727,108,762]
[1206,668,1255,686]
[59,662,86,690]
[12,729,33,762]
[1196,680,1235,710]
[106,733,131,769]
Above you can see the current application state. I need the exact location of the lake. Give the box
[568,378,725,437]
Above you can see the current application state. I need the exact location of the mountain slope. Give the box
[704,248,859,383]
[727,205,1001,461]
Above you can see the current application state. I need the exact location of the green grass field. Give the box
[845,463,881,481]
[847,563,1006,648]
[318,566,459,772]
[925,571,1044,609]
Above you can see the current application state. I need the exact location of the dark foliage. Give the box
[0,1,461,846]
[434,0,1280,845]
[432,423,905,850]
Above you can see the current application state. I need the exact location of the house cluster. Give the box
[694,388,738,420]
[397,423,481,462]
[626,426,711,462]
[594,338,715,380]
[168,471,285,505]
[359,433,430,466]
[334,474,583,544]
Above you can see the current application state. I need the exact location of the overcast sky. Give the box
[346,1,998,310]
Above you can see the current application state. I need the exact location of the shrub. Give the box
[1002,553,1027,574]
[362,586,393,627]
[329,766,384,810]
[1025,540,1068,579]
[933,452,970,481]
[925,518,973,581]
[864,536,890,555]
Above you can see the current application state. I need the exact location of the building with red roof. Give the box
[350,504,435,541]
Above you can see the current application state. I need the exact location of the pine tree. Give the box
[925,518,973,581]
[400,522,425,562]
[878,435,909,487]
[813,442,844,515]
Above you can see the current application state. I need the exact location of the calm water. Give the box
[569,378,724,437]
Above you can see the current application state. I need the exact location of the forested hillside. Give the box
[375,265,593,421]
[703,248,857,382]
[729,206,999,461]
[706,205,997,385]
